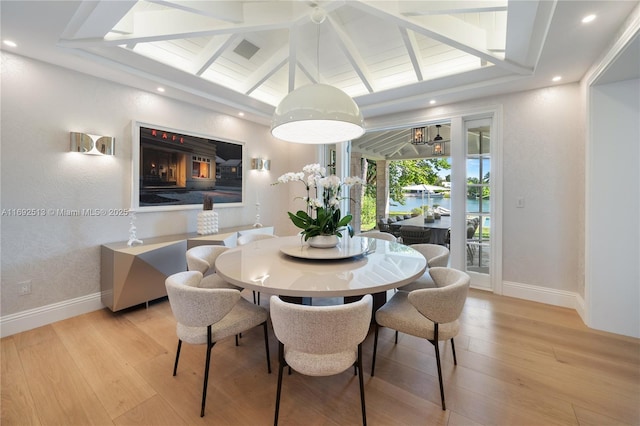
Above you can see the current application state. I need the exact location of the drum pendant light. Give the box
[270,8,364,144]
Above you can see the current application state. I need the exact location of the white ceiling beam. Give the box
[374,139,408,155]
[284,1,340,90]
[387,142,414,158]
[193,34,240,76]
[506,0,555,69]
[148,0,244,23]
[60,9,295,46]
[399,1,508,16]
[325,16,375,93]
[349,1,531,75]
[288,25,299,93]
[360,130,401,147]
[62,0,137,39]
[359,135,397,151]
[296,57,319,85]
[479,8,507,53]
[243,46,289,94]
[399,27,424,81]
[150,0,314,24]
[372,140,411,155]
[366,131,409,150]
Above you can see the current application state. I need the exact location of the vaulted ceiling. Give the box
[98,1,515,106]
[1,0,637,159]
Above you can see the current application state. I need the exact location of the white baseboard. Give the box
[0,292,104,338]
[574,293,587,324]
[502,281,578,310]
[0,284,584,338]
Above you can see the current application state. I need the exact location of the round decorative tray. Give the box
[279,239,371,260]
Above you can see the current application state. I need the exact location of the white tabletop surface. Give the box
[215,235,427,298]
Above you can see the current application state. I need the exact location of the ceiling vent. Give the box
[233,39,260,60]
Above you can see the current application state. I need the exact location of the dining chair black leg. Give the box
[172,339,182,376]
[451,338,457,365]
[357,344,367,426]
[274,342,285,426]
[432,324,446,411]
[395,330,398,344]
[235,334,239,346]
[201,326,216,417]
[263,321,272,373]
[371,323,379,376]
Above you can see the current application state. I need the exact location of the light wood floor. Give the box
[2,289,639,426]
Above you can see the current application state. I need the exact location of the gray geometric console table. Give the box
[100,225,273,311]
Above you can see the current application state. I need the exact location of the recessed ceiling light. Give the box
[157,87,165,92]
[3,40,17,48]
[552,76,562,82]
[582,14,596,24]
[429,99,436,105]
[238,112,245,117]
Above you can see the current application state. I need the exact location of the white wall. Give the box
[587,78,640,338]
[0,52,297,317]
[499,85,584,293]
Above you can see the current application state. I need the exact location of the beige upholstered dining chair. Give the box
[356,230,397,242]
[371,267,470,411]
[270,294,373,425]
[185,245,241,290]
[236,233,278,304]
[165,271,271,417]
[398,244,450,292]
[236,232,277,246]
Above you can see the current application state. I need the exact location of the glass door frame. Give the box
[449,112,503,293]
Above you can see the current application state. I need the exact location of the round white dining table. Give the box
[214,235,427,300]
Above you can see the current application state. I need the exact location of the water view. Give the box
[390,195,490,214]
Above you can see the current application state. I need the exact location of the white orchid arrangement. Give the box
[275,163,364,240]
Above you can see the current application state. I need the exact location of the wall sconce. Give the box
[251,158,270,171]
[70,132,115,155]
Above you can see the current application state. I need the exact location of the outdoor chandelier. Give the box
[270,7,364,144]
[434,124,443,142]
[433,124,443,154]
[412,126,435,146]
[411,127,426,145]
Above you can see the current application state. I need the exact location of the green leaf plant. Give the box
[275,164,363,241]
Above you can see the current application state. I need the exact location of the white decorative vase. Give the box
[308,235,339,248]
[197,210,219,235]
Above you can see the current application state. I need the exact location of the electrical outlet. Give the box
[516,197,525,208]
[18,280,32,296]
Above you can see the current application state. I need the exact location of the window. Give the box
[192,156,211,179]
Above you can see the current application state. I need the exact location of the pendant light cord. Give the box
[316,22,320,83]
